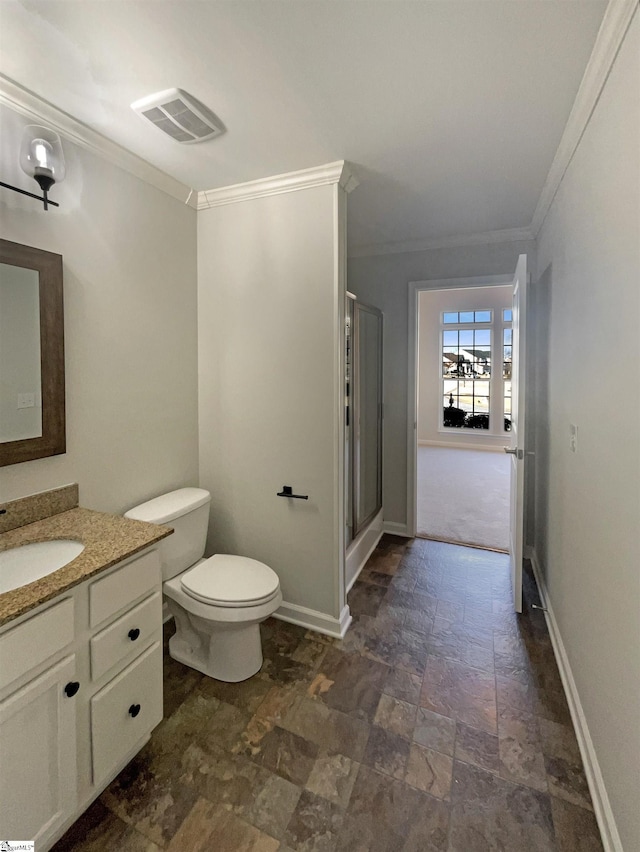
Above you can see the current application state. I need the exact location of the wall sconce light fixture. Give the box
[0,125,66,211]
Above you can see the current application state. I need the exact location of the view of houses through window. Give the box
[503,309,512,431]
[441,308,512,432]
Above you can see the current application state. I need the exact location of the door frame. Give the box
[406,274,514,538]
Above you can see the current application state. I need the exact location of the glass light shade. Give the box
[19,125,66,185]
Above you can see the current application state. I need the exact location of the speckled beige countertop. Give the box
[0,508,172,628]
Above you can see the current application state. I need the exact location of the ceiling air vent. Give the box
[131,88,225,144]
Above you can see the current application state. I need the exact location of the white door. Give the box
[506,255,527,612]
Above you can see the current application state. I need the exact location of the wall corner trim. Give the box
[530,550,624,852]
[274,600,352,639]
[0,73,196,207]
[197,160,359,210]
[530,0,638,236]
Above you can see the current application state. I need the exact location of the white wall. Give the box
[0,106,199,513]
[198,183,346,623]
[418,285,512,447]
[533,11,639,851]
[348,239,535,531]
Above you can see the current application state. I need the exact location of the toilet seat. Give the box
[180,554,280,608]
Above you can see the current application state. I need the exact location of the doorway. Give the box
[415,285,513,552]
[407,257,528,612]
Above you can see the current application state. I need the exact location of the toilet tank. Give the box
[124,488,211,581]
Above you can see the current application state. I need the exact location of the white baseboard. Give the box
[274,600,352,639]
[346,509,384,592]
[418,439,504,452]
[530,550,622,852]
[383,521,412,537]
[164,596,351,640]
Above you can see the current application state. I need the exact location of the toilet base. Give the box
[167,607,264,682]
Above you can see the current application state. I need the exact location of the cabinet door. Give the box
[0,654,77,846]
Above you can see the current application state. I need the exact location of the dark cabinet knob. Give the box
[64,681,80,698]
[128,628,141,641]
[128,703,141,718]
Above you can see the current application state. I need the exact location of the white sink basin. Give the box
[0,540,85,594]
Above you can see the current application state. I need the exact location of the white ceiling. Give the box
[0,0,607,253]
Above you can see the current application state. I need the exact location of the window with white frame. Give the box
[442,312,492,430]
[503,309,512,432]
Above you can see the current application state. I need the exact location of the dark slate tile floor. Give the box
[54,535,603,851]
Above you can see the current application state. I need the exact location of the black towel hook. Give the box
[277,485,308,500]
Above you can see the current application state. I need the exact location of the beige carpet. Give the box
[417,445,510,551]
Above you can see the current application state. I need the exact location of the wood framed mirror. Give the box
[0,239,65,466]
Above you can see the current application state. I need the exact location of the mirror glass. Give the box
[0,263,43,442]
[0,239,65,467]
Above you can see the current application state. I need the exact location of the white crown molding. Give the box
[348,226,535,259]
[2,2,631,251]
[350,1,637,260]
[197,160,359,210]
[531,0,638,236]
[0,74,196,208]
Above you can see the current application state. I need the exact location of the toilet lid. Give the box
[180,554,280,607]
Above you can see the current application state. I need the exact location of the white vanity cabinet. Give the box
[0,545,164,850]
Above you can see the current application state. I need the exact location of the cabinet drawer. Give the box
[0,598,74,691]
[90,591,161,681]
[89,549,160,628]
[91,640,163,785]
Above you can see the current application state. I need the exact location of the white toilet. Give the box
[125,487,282,683]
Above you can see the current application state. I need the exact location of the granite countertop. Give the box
[0,507,172,628]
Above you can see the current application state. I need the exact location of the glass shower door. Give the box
[347,299,383,540]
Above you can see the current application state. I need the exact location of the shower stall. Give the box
[345,294,383,557]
